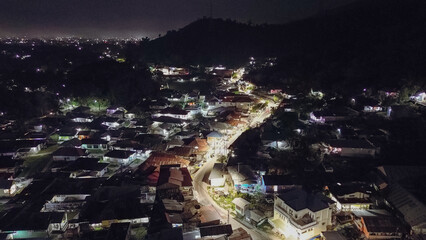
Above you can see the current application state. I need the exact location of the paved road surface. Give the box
[193,156,281,240]
[192,100,282,240]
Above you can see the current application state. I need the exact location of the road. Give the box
[193,156,280,240]
[192,98,282,240]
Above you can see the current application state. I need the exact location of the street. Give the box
[192,98,281,240]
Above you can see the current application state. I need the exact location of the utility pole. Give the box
[227,209,230,224]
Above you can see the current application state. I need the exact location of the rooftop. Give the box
[62,158,108,172]
[53,147,87,157]
[325,139,375,149]
[277,188,331,212]
[209,163,225,180]
[262,175,297,186]
[232,198,250,207]
[363,216,400,234]
[157,165,192,188]
[104,150,135,159]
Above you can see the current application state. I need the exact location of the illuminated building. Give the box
[270,189,333,240]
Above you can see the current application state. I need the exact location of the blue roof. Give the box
[207,131,223,138]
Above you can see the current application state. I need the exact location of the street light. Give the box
[94,100,100,111]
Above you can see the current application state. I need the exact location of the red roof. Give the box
[157,166,192,188]
[141,152,190,171]
[187,138,209,153]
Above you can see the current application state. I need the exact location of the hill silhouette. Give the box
[138,0,426,92]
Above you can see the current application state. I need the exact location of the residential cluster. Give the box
[0,40,426,240]
[0,56,280,240]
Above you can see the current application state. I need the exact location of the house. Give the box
[103,150,136,165]
[124,112,136,119]
[150,122,180,137]
[0,211,67,238]
[199,205,221,226]
[13,140,45,158]
[153,107,191,120]
[20,131,48,141]
[41,194,90,213]
[156,165,193,200]
[161,199,184,228]
[324,139,377,158]
[78,186,150,228]
[207,131,226,155]
[0,179,16,197]
[353,211,402,239]
[328,183,373,212]
[101,130,122,142]
[155,66,189,76]
[199,224,233,238]
[384,183,426,235]
[248,209,267,226]
[62,158,109,178]
[410,92,426,103]
[81,139,108,150]
[166,138,184,150]
[69,112,94,123]
[142,152,190,171]
[149,99,170,110]
[227,165,258,193]
[167,146,194,161]
[112,140,145,153]
[61,138,82,148]
[310,108,357,123]
[102,117,121,128]
[361,98,383,112]
[173,131,198,140]
[208,95,254,110]
[52,147,88,161]
[229,227,252,240]
[208,163,226,187]
[209,122,233,135]
[107,106,127,116]
[207,131,223,144]
[72,106,91,113]
[226,111,248,124]
[185,137,209,160]
[57,128,77,142]
[261,175,301,194]
[77,130,92,140]
[321,231,346,240]
[232,198,250,217]
[269,188,333,240]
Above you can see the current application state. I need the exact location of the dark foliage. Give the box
[142,0,426,94]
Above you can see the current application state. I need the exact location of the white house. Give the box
[103,150,136,165]
[152,107,191,120]
[81,139,109,151]
[328,183,373,212]
[208,163,226,187]
[232,198,250,217]
[270,189,333,240]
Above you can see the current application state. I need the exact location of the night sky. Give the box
[0,0,356,38]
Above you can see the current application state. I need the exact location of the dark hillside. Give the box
[141,0,426,91]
